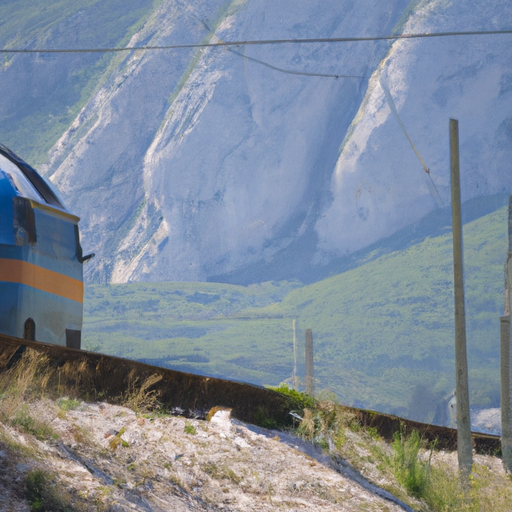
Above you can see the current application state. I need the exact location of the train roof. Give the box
[0,143,69,212]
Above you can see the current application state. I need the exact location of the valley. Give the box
[83,195,509,424]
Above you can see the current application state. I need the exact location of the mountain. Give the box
[1,0,511,284]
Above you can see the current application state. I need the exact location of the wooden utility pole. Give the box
[501,195,512,472]
[305,329,314,395]
[450,118,473,476]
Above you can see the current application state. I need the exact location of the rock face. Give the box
[315,1,512,262]
[6,0,512,284]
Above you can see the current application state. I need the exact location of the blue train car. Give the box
[0,143,92,348]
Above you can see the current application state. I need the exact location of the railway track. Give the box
[0,333,502,455]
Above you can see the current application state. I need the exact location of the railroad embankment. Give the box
[0,335,511,511]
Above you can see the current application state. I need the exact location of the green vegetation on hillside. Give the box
[83,199,508,423]
[0,0,158,165]
[83,280,302,383]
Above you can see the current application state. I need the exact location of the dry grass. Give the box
[417,457,512,512]
[120,370,163,413]
[0,348,164,432]
[0,348,164,414]
[298,399,512,512]
[297,400,358,450]
[25,468,89,512]
[0,348,168,510]
[0,350,54,416]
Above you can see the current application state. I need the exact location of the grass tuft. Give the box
[12,406,56,441]
[184,420,197,435]
[292,397,512,512]
[25,469,86,511]
[392,429,429,498]
[0,350,53,415]
[391,429,512,512]
[120,372,162,413]
[57,398,81,412]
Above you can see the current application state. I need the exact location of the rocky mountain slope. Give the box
[2,0,511,284]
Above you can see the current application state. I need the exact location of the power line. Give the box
[194,17,367,79]
[227,47,366,79]
[379,78,444,207]
[1,29,512,54]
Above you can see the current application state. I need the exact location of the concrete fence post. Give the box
[292,319,298,390]
[305,329,314,396]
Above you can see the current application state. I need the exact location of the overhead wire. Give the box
[195,14,445,205]
[192,15,368,80]
[0,29,511,54]
[380,78,444,207]
[2,24,507,208]
[223,46,367,79]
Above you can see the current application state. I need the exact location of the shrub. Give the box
[12,406,56,441]
[392,430,428,498]
[253,407,278,429]
[57,398,81,411]
[268,384,315,414]
[25,469,84,511]
[184,421,197,435]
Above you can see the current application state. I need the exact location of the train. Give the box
[0,143,92,348]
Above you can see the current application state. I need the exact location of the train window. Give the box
[66,329,81,350]
[40,174,66,206]
[0,153,43,203]
[0,144,64,208]
[23,318,36,341]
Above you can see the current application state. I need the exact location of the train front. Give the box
[0,143,88,348]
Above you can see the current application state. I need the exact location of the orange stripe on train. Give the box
[0,259,83,303]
